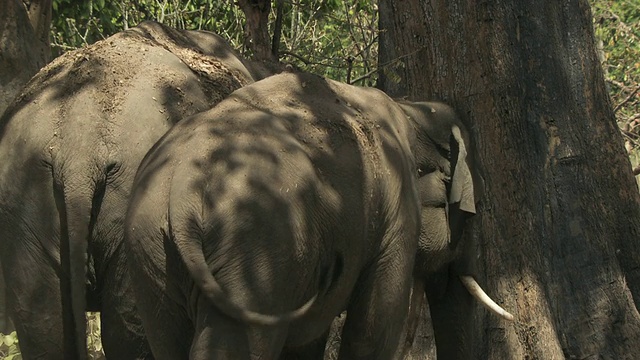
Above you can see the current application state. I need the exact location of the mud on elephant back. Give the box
[0,20,275,360]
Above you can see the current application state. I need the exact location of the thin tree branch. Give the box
[614,84,640,113]
[349,44,429,85]
[622,129,640,140]
[280,50,342,68]
[607,78,628,90]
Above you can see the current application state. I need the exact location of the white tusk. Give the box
[460,275,514,321]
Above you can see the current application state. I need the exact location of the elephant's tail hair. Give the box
[53,173,99,360]
[460,275,514,321]
[168,219,317,326]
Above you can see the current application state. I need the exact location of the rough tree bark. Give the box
[0,0,51,334]
[379,0,640,358]
[236,0,276,62]
[0,0,51,115]
[22,0,51,58]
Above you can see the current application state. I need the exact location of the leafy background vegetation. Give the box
[1,0,638,358]
[591,0,640,183]
[50,0,379,85]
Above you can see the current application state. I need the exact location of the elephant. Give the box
[0,262,11,334]
[0,20,273,359]
[397,100,513,359]
[124,71,425,359]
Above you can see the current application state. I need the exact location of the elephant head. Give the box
[398,101,478,273]
[397,101,513,358]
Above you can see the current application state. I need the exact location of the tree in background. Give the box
[235,0,274,61]
[0,0,51,115]
[379,0,640,358]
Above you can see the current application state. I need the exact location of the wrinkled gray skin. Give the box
[124,71,471,360]
[0,20,268,359]
[397,101,481,360]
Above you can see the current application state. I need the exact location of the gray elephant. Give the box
[124,71,426,359]
[0,263,10,334]
[0,20,271,359]
[398,101,513,359]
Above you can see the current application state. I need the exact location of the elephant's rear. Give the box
[125,145,196,358]
[124,99,361,357]
[0,99,82,358]
[124,73,423,358]
[0,21,261,359]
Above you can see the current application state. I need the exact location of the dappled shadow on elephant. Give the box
[124,71,431,359]
[0,20,269,359]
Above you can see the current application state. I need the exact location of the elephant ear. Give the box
[449,125,476,214]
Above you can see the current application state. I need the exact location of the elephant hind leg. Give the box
[100,247,153,359]
[190,295,289,360]
[0,262,14,334]
[339,255,414,359]
[7,264,70,360]
[279,330,328,360]
[129,275,192,360]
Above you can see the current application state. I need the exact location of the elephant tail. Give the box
[54,173,98,360]
[168,220,317,326]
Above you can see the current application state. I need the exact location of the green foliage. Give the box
[51,0,122,56]
[590,0,640,181]
[275,1,379,84]
[51,0,245,57]
[50,0,378,83]
[0,332,20,360]
[86,312,104,359]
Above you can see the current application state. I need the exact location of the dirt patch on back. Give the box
[9,21,254,124]
[127,21,253,105]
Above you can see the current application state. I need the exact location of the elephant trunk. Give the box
[459,275,514,321]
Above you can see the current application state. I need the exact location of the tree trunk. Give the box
[22,0,52,60]
[0,0,51,334]
[0,0,51,115]
[379,0,640,358]
[236,0,276,62]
